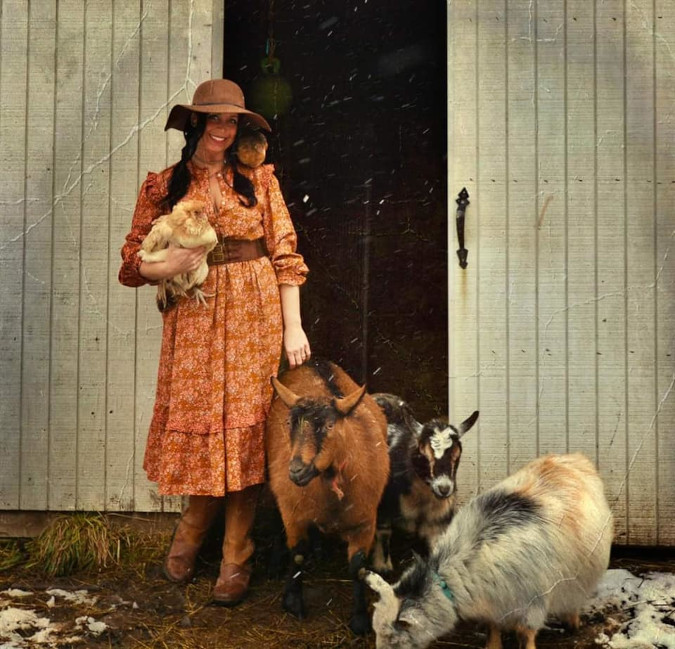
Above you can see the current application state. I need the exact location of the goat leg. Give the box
[282,539,308,619]
[371,520,393,576]
[347,550,371,635]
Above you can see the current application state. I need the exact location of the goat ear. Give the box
[395,615,414,630]
[333,384,367,416]
[271,376,300,408]
[456,410,479,438]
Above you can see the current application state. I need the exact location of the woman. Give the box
[119,79,310,606]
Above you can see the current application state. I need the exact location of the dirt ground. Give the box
[2,510,674,649]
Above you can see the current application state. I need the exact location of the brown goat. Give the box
[266,359,389,635]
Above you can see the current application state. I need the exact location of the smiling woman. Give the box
[118,78,311,608]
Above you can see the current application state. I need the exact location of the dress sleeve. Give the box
[259,166,309,286]
[118,172,166,287]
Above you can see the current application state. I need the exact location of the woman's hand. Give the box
[279,285,311,369]
[284,323,311,369]
[140,244,207,281]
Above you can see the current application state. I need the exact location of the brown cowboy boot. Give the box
[164,495,222,583]
[212,485,260,606]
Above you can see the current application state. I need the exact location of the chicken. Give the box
[138,199,218,312]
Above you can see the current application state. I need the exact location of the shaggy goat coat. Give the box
[367,453,613,649]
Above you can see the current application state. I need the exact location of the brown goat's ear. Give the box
[333,384,367,416]
[271,376,300,408]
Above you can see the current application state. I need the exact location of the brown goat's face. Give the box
[287,400,337,487]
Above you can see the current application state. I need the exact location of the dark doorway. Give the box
[225,0,447,420]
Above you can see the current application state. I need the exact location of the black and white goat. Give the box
[371,393,478,574]
[366,453,613,649]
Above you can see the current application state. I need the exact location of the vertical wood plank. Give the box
[50,0,84,510]
[106,1,141,511]
[506,0,538,473]
[133,0,171,512]
[625,0,658,545]
[595,0,628,545]
[77,0,113,510]
[566,0,599,463]
[655,0,675,546]
[192,0,218,81]
[211,0,225,78]
[448,0,479,501]
[167,0,194,165]
[475,0,509,492]
[20,1,57,510]
[0,0,28,509]
[536,0,568,456]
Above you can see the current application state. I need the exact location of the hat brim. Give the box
[164,103,272,133]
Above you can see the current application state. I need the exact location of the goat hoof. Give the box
[349,612,371,636]
[282,592,306,619]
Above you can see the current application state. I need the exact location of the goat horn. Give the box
[333,384,367,416]
[456,410,479,438]
[271,376,300,408]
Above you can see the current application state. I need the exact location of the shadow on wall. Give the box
[225,0,448,420]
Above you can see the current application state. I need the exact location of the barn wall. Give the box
[448,0,675,545]
[0,0,225,513]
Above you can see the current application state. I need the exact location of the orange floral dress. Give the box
[119,162,308,496]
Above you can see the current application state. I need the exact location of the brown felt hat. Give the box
[164,79,271,132]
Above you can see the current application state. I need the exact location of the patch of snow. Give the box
[75,616,107,636]
[0,608,52,647]
[45,588,97,606]
[0,590,32,598]
[0,588,106,647]
[587,569,675,649]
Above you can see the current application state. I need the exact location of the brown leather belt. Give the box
[207,237,267,265]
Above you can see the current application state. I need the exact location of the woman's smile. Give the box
[197,112,239,159]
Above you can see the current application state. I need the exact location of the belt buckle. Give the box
[210,243,226,264]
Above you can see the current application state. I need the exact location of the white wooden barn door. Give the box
[448,0,675,546]
[0,0,224,514]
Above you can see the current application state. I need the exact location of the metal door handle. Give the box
[455,187,470,269]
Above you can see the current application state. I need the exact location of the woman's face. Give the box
[197,112,239,158]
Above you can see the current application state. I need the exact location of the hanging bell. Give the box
[249,56,293,120]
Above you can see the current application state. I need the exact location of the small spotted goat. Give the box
[371,393,478,574]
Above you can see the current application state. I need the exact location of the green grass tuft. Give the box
[0,539,25,572]
[26,513,134,577]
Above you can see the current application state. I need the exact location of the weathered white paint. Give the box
[0,0,224,513]
[448,0,675,546]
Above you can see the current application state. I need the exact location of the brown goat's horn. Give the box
[333,384,367,416]
[271,376,300,408]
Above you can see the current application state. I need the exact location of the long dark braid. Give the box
[164,115,206,210]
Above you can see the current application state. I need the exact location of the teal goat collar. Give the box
[432,571,454,603]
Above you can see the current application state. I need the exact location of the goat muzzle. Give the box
[289,458,319,487]
[432,480,455,499]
